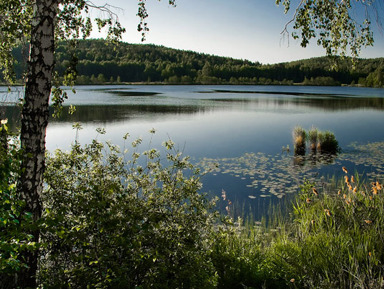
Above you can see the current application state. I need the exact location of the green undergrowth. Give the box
[214,173,384,289]
[1,124,384,288]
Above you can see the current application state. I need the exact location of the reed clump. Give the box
[293,126,339,156]
[308,127,318,152]
[317,130,339,154]
[293,126,307,155]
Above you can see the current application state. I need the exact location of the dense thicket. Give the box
[7,39,384,87]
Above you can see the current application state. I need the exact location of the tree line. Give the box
[8,39,384,87]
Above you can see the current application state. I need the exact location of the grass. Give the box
[317,131,340,154]
[293,126,307,155]
[212,168,384,289]
[308,127,318,152]
[293,126,339,156]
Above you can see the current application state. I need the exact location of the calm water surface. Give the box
[2,85,384,218]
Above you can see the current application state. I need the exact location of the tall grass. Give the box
[293,126,339,156]
[317,131,340,154]
[212,168,384,288]
[293,126,307,155]
[308,127,318,152]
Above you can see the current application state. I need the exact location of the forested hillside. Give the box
[9,39,384,86]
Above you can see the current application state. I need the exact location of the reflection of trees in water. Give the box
[0,104,207,130]
[297,96,384,111]
[209,93,384,111]
[53,104,206,123]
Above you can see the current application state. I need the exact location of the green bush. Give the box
[0,122,38,287]
[40,130,218,288]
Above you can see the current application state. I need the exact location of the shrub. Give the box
[0,121,38,288]
[40,130,218,288]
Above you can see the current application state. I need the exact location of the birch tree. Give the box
[0,1,174,287]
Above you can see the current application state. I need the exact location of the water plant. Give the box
[292,126,339,156]
[317,130,340,154]
[308,127,318,152]
[293,126,307,155]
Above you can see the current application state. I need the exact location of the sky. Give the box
[89,0,384,64]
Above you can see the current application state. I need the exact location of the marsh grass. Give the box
[308,127,318,152]
[275,172,384,288]
[317,131,340,154]
[213,169,384,288]
[293,126,339,156]
[293,126,307,155]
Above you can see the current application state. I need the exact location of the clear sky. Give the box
[89,0,384,64]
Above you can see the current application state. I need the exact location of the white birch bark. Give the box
[17,0,58,287]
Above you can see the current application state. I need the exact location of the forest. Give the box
[9,39,384,87]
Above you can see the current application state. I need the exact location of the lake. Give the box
[2,85,384,219]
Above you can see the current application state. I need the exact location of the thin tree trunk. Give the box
[17,0,57,287]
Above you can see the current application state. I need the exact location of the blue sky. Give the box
[89,0,384,64]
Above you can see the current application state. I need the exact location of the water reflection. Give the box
[2,85,384,219]
[207,95,384,111]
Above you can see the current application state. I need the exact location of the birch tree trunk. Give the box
[17,0,58,287]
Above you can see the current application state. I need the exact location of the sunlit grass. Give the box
[204,138,384,288]
[308,126,318,152]
[213,169,384,288]
[293,126,307,155]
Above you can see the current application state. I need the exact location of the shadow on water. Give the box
[208,89,354,97]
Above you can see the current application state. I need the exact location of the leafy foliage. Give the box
[276,0,375,59]
[39,130,217,288]
[0,123,39,285]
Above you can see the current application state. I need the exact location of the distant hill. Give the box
[8,39,384,87]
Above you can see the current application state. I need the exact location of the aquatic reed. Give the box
[292,126,339,156]
[317,130,339,154]
[308,127,318,152]
[293,126,307,155]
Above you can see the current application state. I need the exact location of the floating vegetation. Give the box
[198,141,384,201]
